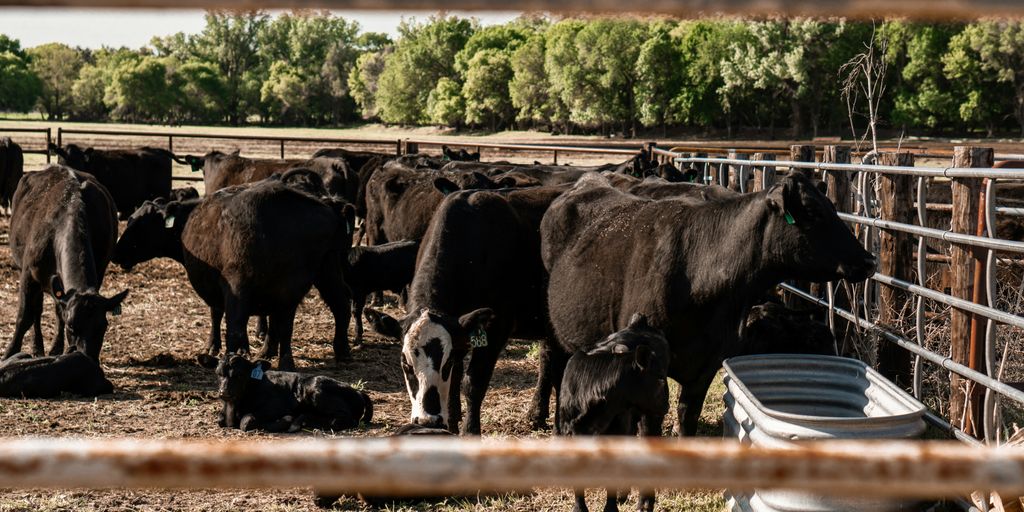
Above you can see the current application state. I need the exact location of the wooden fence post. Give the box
[405,141,418,155]
[728,149,748,192]
[45,128,51,163]
[751,153,776,192]
[949,146,993,437]
[784,145,816,310]
[822,145,854,351]
[877,152,915,388]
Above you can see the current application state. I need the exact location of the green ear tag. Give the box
[784,211,796,225]
[190,163,202,173]
[470,327,488,348]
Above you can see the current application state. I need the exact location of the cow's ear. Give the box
[341,203,356,235]
[105,289,129,315]
[457,308,495,335]
[255,359,272,373]
[385,176,406,195]
[50,275,71,303]
[230,149,241,156]
[433,177,459,196]
[766,183,786,215]
[469,152,480,161]
[633,345,653,371]
[364,308,403,339]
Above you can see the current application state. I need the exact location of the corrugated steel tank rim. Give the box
[723,354,927,425]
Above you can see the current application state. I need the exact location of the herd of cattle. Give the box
[0,136,874,510]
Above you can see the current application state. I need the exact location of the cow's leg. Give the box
[314,261,352,364]
[30,314,43,357]
[268,309,297,372]
[255,315,269,344]
[676,369,718,437]
[351,294,365,348]
[573,490,590,512]
[461,340,504,435]
[528,338,568,430]
[205,307,223,356]
[6,273,42,359]
[224,300,250,357]
[447,357,464,435]
[50,300,66,356]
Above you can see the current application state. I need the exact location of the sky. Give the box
[0,8,523,49]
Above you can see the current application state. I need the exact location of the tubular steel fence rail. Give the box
[0,437,1020,499]
[0,127,51,163]
[661,144,1024,452]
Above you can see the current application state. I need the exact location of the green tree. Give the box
[573,19,647,135]
[0,51,41,112]
[27,43,84,120]
[426,77,465,126]
[463,49,514,129]
[510,33,554,128]
[191,10,268,125]
[376,16,476,124]
[106,56,177,123]
[879,21,960,132]
[671,20,745,132]
[942,20,1024,135]
[544,20,587,133]
[348,48,391,120]
[636,22,681,132]
[175,60,227,124]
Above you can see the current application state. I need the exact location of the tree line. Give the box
[2,12,1024,138]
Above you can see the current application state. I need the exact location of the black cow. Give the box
[178,151,350,198]
[740,301,837,356]
[5,165,128,360]
[311,148,394,220]
[49,143,173,219]
[216,354,372,432]
[627,177,738,201]
[0,351,113,398]
[363,163,509,246]
[366,185,568,434]
[559,313,670,512]
[441,145,480,162]
[166,186,199,202]
[0,137,24,213]
[345,239,420,347]
[181,177,355,369]
[538,171,875,436]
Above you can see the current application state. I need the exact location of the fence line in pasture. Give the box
[669,145,1024,448]
[0,127,51,163]
[0,437,1020,499]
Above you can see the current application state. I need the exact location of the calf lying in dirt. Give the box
[558,313,670,512]
[216,354,372,432]
[0,351,113,398]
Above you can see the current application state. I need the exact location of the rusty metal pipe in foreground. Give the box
[0,438,1022,497]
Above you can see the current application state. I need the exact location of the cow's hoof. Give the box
[196,353,219,369]
[334,354,353,365]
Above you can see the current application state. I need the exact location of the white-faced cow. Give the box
[366,185,569,434]
[538,171,875,436]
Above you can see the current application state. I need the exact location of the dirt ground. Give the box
[0,208,727,511]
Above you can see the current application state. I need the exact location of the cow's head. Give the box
[113,199,191,270]
[367,307,494,429]
[216,354,270,403]
[432,172,501,196]
[764,171,876,283]
[51,143,89,170]
[584,313,670,389]
[51,275,128,360]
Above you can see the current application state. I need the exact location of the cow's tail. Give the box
[146,147,191,167]
[360,391,374,424]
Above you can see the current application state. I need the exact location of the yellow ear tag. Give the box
[54,290,63,298]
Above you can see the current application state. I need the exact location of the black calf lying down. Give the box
[0,351,113,398]
[740,301,837,356]
[559,314,670,512]
[217,355,372,432]
[344,239,420,346]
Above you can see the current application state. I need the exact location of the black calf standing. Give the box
[0,351,113,398]
[216,354,373,433]
[344,239,420,346]
[558,314,670,512]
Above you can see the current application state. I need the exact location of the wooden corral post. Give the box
[644,142,658,167]
[694,152,708,184]
[405,140,418,155]
[728,150,749,192]
[784,145,816,309]
[45,128,51,163]
[876,152,915,389]
[751,153,776,192]
[822,145,854,351]
[949,146,993,437]
[396,139,403,156]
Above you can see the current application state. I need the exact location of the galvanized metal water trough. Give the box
[724,354,929,512]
